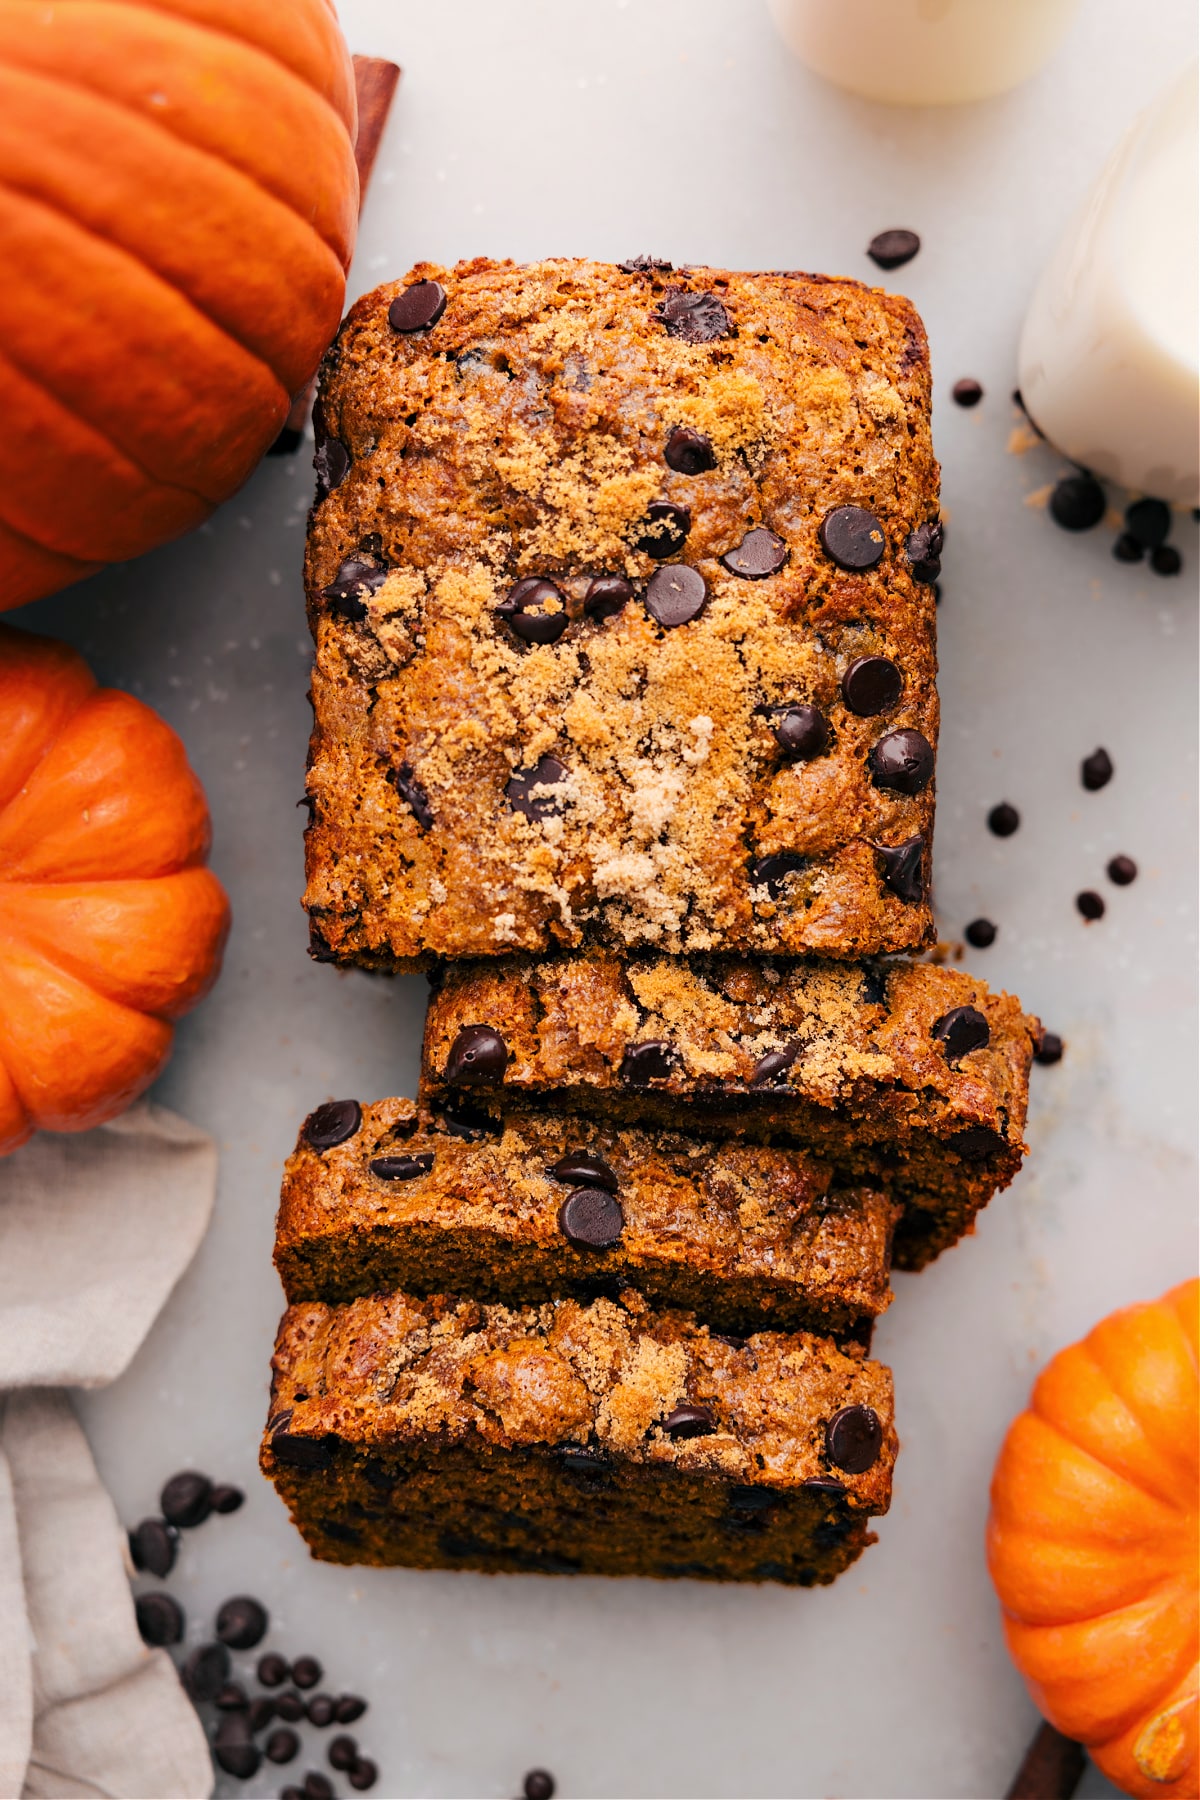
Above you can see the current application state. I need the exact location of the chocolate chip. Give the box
[160,1470,213,1528]
[727,1485,776,1512]
[210,1483,244,1514]
[135,1591,183,1646]
[987,802,1020,837]
[215,1683,247,1711]
[388,278,447,333]
[932,1006,991,1060]
[750,851,806,894]
[302,1100,362,1150]
[772,704,829,760]
[388,763,433,830]
[868,728,934,794]
[1076,889,1105,921]
[558,1186,625,1249]
[1034,1031,1065,1066]
[271,1434,335,1471]
[275,1690,305,1722]
[1081,747,1113,791]
[506,754,568,820]
[524,1772,556,1800]
[216,1596,269,1649]
[350,1763,379,1793]
[445,1025,509,1086]
[644,563,707,627]
[1050,473,1105,531]
[1106,854,1137,885]
[129,1517,177,1578]
[549,1151,619,1191]
[330,1736,359,1771]
[302,1774,335,1800]
[751,1043,800,1086]
[257,1653,290,1688]
[369,1152,435,1181]
[965,918,997,948]
[872,835,926,902]
[1151,544,1182,575]
[664,425,715,474]
[214,1716,261,1780]
[335,1695,368,1724]
[842,656,903,716]
[619,254,673,274]
[436,1101,496,1141]
[819,505,886,571]
[268,1408,293,1437]
[496,578,569,645]
[860,963,890,1006]
[655,286,733,343]
[825,1403,883,1472]
[905,520,944,582]
[306,1694,336,1727]
[248,1695,276,1731]
[866,229,920,270]
[584,575,633,620]
[636,500,691,559]
[291,1656,323,1691]
[620,1040,674,1085]
[182,1642,229,1702]
[721,527,788,578]
[952,378,983,407]
[662,1405,716,1439]
[266,1729,301,1765]
[313,436,349,500]
[1124,498,1171,547]
[801,1477,846,1495]
[321,553,388,620]
[1113,533,1144,563]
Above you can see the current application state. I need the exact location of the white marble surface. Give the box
[14,3,1198,1795]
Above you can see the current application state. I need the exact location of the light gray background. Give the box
[15,3,1198,1795]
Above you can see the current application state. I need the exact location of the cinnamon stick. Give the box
[1006,1721,1086,1800]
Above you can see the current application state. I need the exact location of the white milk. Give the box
[1018,67,1199,506]
[766,0,1081,106]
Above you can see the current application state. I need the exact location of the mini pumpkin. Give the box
[0,624,230,1152]
[988,1280,1199,1799]
[0,0,359,608]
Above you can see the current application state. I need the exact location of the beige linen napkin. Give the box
[0,1102,217,1800]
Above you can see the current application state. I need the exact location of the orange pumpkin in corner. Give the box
[0,624,230,1153]
[988,1280,1199,1799]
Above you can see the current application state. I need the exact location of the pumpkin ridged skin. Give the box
[0,0,358,606]
[988,1281,1199,1799]
[0,623,230,1153]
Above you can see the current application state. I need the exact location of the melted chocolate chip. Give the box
[436,1102,497,1141]
[1050,473,1105,531]
[506,754,568,819]
[388,762,433,829]
[445,1025,509,1086]
[662,1405,716,1439]
[868,728,935,794]
[1107,854,1137,886]
[636,500,691,559]
[549,1151,619,1192]
[313,437,349,501]
[905,520,944,583]
[772,704,829,760]
[1124,498,1171,547]
[750,851,806,894]
[987,802,1020,837]
[965,918,997,948]
[727,1485,776,1512]
[750,1043,800,1086]
[271,1434,336,1472]
[645,564,707,627]
[584,575,633,619]
[819,506,886,571]
[932,1006,991,1060]
[1034,1031,1065,1066]
[387,279,447,333]
[655,286,733,343]
[664,425,716,474]
[321,553,388,620]
[1076,889,1105,921]
[369,1153,435,1181]
[620,1040,675,1085]
[953,1126,1000,1162]
[866,229,920,270]
[302,1099,362,1150]
[619,254,673,273]
[557,1186,625,1250]
[496,578,569,645]
[801,1476,846,1496]
[721,527,788,578]
[952,378,983,407]
[825,1404,883,1472]
[842,656,903,716]
[1081,747,1113,791]
[871,835,926,903]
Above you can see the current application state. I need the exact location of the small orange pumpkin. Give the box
[0,623,230,1152]
[0,0,359,607]
[988,1280,1199,1799]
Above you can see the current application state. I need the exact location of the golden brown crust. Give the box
[303,257,940,968]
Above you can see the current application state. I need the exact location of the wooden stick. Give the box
[269,54,402,454]
[1006,1721,1086,1800]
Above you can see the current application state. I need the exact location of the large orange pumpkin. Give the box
[988,1280,1199,1799]
[0,623,230,1152]
[0,0,359,608]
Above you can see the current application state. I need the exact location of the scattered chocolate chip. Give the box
[128,1517,177,1578]
[825,1404,883,1473]
[965,918,997,948]
[214,1716,261,1780]
[257,1653,290,1688]
[1076,889,1105,921]
[506,754,568,820]
[868,728,934,794]
[819,505,886,571]
[160,1470,213,1529]
[291,1657,323,1691]
[388,279,447,333]
[335,1695,368,1724]
[721,527,788,578]
[369,1152,435,1181]
[801,1477,847,1496]
[388,763,433,830]
[1151,544,1182,575]
[644,563,707,627]
[932,1006,991,1060]
[987,802,1020,837]
[210,1483,244,1515]
[329,1736,359,1771]
[1124,497,1171,547]
[584,575,633,620]
[842,656,903,716]
[445,1025,509,1086]
[662,1405,716,1439]
[306,1694,337,1728]
[655,286,733,343]
[302,1100,362,1150]
[350,1762,379,1793]
[216,1596,269,1650]
[866,229,920,270]
[558,1187,625,1250]
[664,425,716,474]
[905,519,944,582]
[271,1434,335,1472]
[1034,1031,1065,1066]
[313,437,350,501]
[619,254,673,274]
[751,1043,800,1086]
[750,851,806,893]
[772,704,829,760]
[1081,748,1113,791]
[134,1591,183,1646]
[266,1729,301,1765]
[872,835,926,903]
[248,1695,276,1731]
[496,578,569,645]
[524,1772,556,1800]
[302,1773,335,1800]
[1113,532,1144,563]
[549,1151,619,1191]
[952,378,983,407]
[1106,854,1137,885]
[321,553,388,620]
[183,1642,230,1702]
[620,1040,675,1085]
[636,500,691,559]
[274,1689,305,1722]
[1050,473,1105,531]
